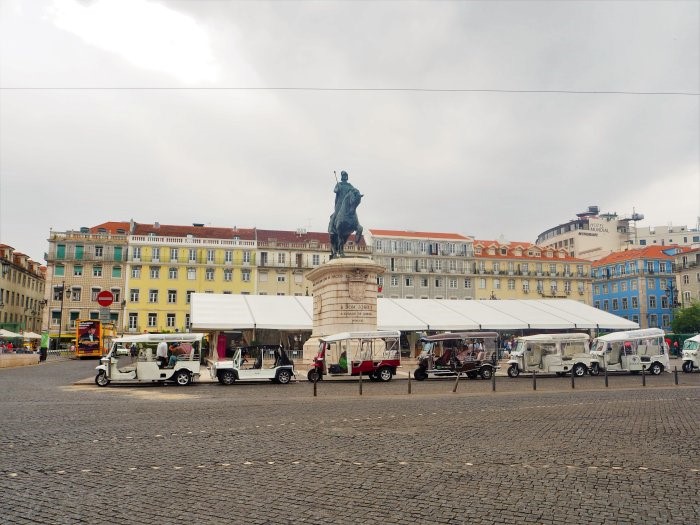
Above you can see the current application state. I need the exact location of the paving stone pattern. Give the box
[1,360,699,524]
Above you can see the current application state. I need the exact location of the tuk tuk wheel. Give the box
[276,369,292,384]
[307,368,321,382]
[649,362,663,376]
[377,367,393,382]
[682,361,694,373]
[480,366,493,380]
[588,363,600,376]
[174,370,191,386]
[219,369,236,385]
[95,370,109,387]
[413,368,428,381]
[507,364,520,378]
[572,363,587,377]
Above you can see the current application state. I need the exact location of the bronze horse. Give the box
[328,187,363,259]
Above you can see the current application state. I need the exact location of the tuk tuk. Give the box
[590,328,670,375]
[681,334,700,373]
[94,333,204,386]
[413,332,498,381]
[507,333,598,378]
[307,330,401,382]
[210,345,295,385]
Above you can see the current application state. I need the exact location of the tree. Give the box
[671,302,700,334]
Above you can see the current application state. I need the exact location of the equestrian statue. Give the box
[328,170,363,259]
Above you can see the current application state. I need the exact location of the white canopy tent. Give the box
[190,294,639,333]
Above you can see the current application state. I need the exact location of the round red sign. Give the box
[96,290,114,307]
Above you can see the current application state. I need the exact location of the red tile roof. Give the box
[89,222,131,234]
[594,245,682,266]
[474,240,588,262]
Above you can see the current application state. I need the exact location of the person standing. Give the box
[156,340,168,368]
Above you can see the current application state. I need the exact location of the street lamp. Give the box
[56,281,65,350]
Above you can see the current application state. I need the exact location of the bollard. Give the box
[674,366,679,386]
[604,365,608,388]
[533,370,537,391]
[492,368,496,392]
[313,372,318,397]
[359,372,363,396]
[571,369,575,389]
[407,370,412,395]
[452,371,460,393]
[642,365,646,387]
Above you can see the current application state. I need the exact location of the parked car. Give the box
[210,345,295,385]
[590,328,670,375]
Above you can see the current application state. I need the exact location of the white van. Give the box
[507,333,599,377]
[590,328,670,375]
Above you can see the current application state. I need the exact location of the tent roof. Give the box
[190,294,639,332]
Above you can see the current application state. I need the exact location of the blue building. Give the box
[592,246,682,330]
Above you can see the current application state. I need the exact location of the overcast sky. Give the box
[1,0,698,263]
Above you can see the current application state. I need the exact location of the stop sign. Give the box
[96,290,114,307]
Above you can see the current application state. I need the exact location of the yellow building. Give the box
[473,240,592,303]
[125,223,256,333]
[0,244,46,334]
[255,229,369,296]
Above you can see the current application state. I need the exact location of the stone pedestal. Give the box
[302,257,385,361]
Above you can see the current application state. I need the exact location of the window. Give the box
[449,279,457,289]
[166,314,175,328]
[168,290,177,303]
[421,278,428,287]
[603,300,609,311]
[225,250,233,264]
[508,279,515,290]
[260,252,268,265]
[207,249,215,263]
[479,278,486,289]
[632,296,639,308]
[150,266,160,279]
[622,298,628,309]
[189,249,197,263]
[111,289,120,303]
[494,279,501,290]
[75,245,84,260]
[648,314,658,328]
[186,291,194,304]
[91,288,101,301]
[130,289,139,302]
[114,246,123,261]
[523,280,530,292]
[71,288,81,301]
[649,296,657,308]
[132,266,141,278]
[73,265,83,276]
[621,282,627,291]
[205,268,214,281]
[242,270,250,282]
[148,313,157,327]
[133,247,141,260]
[243,251,251,263]
[493,262,501,274]
[612,299,619,310]
[128,313,138,330]
[170,248,178,261]
[464,278,472,289]
[312,254,320,266]
[277,275,286,283]
[95,246,103,257]
[55,264,65,277]
[277,253,286,265]
[187,268,196,280]
[434,279,442,288]
[224,269,232,281]
[662,314,670,327]
[149,290,158,303]
[391,276,398,287]
[56,244,66,259]
[152,247,160,261]
[405,276,413,287]
[93,265,102,277]
[661,296,668,309]
[112,266,121,278]
[169,267,178,279]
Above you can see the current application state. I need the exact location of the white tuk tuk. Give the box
[681,334,700,373]
[590,328,670,375]
[507,333,599,377]
[95,333,204,386]
[209,344,296,385]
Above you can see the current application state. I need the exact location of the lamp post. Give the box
[56,281,65,350]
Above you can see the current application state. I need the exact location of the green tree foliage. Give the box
[671,303,700,334]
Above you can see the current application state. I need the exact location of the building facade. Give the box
[126,223,257,333]
[365,230,475,300]
[674,246,700,308]
[473,240,592,302]
[0,244,46,334]
[255,229,368,297]
[592,246,681,330]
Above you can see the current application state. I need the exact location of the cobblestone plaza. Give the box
[1,360,699,524]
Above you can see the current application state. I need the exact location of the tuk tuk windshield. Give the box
[683,338,699,351]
